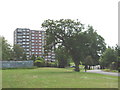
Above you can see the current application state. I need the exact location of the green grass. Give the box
[2,67,119,88]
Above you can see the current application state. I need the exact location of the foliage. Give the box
[22,53,27,60]
[42,19,106,72]
[31,54,36,61]
[45,61,57,67]
[99,46,117,69]
[0,36,13,60]
[55,46,70,68]
[0,36,27,61]
[82,26,106,65]
[13,44,24,60]
[34,57,45,67]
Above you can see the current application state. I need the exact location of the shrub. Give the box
[34,57,45,67]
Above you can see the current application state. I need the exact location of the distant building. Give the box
[14,28,55,61]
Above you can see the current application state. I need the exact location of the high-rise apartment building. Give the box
[14,28,55,61]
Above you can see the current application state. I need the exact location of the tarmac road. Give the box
[86,69,120,76]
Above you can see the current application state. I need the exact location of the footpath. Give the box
[86,69,120,76]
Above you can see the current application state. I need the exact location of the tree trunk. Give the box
[74,62,80,72]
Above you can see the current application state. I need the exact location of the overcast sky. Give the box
[0,0,118,47]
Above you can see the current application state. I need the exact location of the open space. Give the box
[2,68,119,88]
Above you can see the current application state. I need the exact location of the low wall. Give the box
[0,60,34,68]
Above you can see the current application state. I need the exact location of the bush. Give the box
[34,57,45,67]
[45,61,57,67]
[51,62,57,67]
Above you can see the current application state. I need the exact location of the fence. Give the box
[0,60,34,68]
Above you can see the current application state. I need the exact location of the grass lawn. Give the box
[2,67,119,88]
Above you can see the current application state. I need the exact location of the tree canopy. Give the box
[42,19,106,72]
[0,36,13,60]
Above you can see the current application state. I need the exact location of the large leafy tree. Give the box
[55,46,70,68]
[82,26,106,67]
[99,47,117,69]
[0,36,13,60]
[42,19,106,72]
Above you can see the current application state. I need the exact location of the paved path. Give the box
[86,69,120,76]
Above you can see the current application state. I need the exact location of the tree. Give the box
[31,54,36,61]
[84,55,94,70]
[99,47,117,69]
[0,36,13,60]
[22,53,27,60]
[81,26,106,69]
[13,44,24,60]
[55,46,70,68]
[42,19,106,72]
[114,45,120,71]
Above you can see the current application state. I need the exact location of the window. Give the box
[32,37,34,39]
[32,43,34,45]
[39,37,41,39]
[18,33,22,35]
[23,39,25,41]
[17,29,22,32]
[26,39,29,41]
[23,33,26,35]
[17,36,22,38]
[32,49,34,51]
[32,31,35,33]
[26,49,29,51]
[39,40,41,42]
[36,52,38,54]
[26,36,29,38]
[22,45,25,47]
[48,56,51,58]
[18,39,22,42]
[18,42,22,45]
[39,43,42,45]
[23,36,26,38]
[32,34,34,36]
[23,42,25,44]
[39,46,42,48]
[32,46,34,48]
[42,32,45,34]
[26,33,29,35]
[26,45,29,47]
[26,52,29,54]
[32,52,34,54]
[32,40,34,42]
[35,37,38,39]
[26,42,29,44]
[35,46,38,48]
[35,43,38,45]
[39,52,42,54]
[39,49,41,51]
